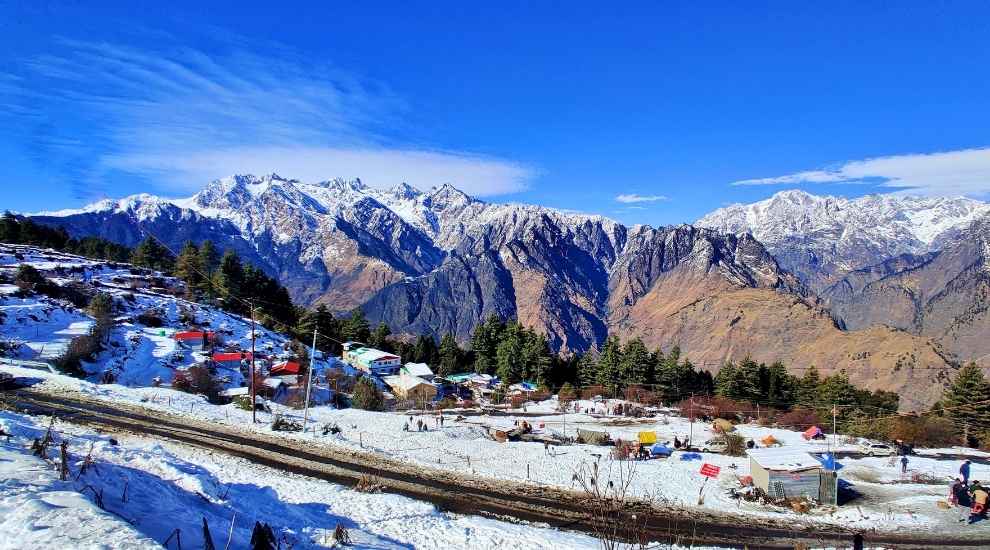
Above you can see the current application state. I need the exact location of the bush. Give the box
[136,309,164,328]
[271,414,302,432]
[351,378,385,411]
[719,433,747,457]
[580,384,607,400]
[886,416,959,447]
[172,366,222,403]
[54,333,102,377]
[777,408,821,429]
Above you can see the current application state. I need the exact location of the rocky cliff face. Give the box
[697,190,990,291]
[822,214,990,367]
[30,176,978,409]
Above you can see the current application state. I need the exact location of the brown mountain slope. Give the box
[609,263,954,412]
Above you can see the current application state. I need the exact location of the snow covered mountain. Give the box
[696,190,990,290]
[22,179,971,403]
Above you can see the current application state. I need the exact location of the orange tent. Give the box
[760,434,779,447]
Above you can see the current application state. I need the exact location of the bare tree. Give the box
[571,457,664,550]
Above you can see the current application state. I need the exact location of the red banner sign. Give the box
[699,463,721,478]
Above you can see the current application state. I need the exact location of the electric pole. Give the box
[250,303,257,424]
[303,328,317,432]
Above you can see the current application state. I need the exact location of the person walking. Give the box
[900,455,909,474]
[961,460,972,486]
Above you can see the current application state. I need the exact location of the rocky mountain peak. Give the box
[389,182,422,201]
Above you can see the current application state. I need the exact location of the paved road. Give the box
[2,386,987,550]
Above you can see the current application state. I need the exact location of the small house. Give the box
[213,352,252,371]
[173,331,215,351]
[401,362,434,381]
[747,447,832,503]
[383,373,437,403]
[343,347,401,376]
[271,360,301,376]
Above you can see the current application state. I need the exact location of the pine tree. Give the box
[521,329,552,387]
[174,241,205,300]
[438,333,462,377]
[216,250,245,313]
[714,361,738,398]
[619,338,651,387]
[596,336,623,394]
[471,314,504,375]
[343,308,371,343]
[199,240,220,273]
[765,361,795,409]
[796,365,821,407]
[577,352,598,388]
[736,357,763,402]
[411,335,439,365]
[130,236,174,273]
[495,322,524,384]
[369,322,392,351]
[943,363,990,432]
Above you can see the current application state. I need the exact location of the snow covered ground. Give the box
[5,363,989,540]
[0,409,613,549]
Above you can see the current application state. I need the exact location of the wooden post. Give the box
[303,328,317,431]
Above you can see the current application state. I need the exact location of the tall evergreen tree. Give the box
[174,241,205,300]
[765,361,795,409]
[576,352,598,388]
[495,322,524,384]
[619,338,651,387]
[521,329,552,387]
[943,363,990,432]
[714,361,739,398]
[216,250,245,313]
[471,314,504,375]
[343,308,371,343]
[596,336,623,393]
[796,365,821,407]
[369,322,392,351]
[130,236,174,273]
[199,240,220,273]
[438,332,462,377]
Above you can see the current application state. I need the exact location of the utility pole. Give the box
[303,328,317,432]
[831,404,837,453]
[250,303,257,424]
[688,393,695,448]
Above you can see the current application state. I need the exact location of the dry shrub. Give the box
[172,366,223,403]
[623,385,658,405]
[271,414,303,432]
[354,474,385,493]
[777,408,821,428]
[580,384,606,400]
[887,416,959,447]
[718,433,747,457]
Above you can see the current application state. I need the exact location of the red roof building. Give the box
[174,331,215,341]
[271,361,301,375]
[213,352,252,363]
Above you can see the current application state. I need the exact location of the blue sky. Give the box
[2,2,989,225]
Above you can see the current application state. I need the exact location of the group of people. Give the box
[949,460,988,524]
[402,413,446,432]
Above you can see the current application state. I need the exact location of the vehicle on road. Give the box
[860,443,895,456]
[702,438,728,454]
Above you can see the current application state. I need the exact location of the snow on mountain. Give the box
[696,189,990,289]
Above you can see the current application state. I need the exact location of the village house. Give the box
[270,360,301,376]
[401,362,434,381]
[212,352,252,371]
[343,346,401,376]
[172,330,215,352]
[383,373,438,403]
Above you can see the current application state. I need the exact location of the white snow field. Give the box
[0,409,610,549]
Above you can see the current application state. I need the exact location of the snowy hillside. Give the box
[0,244,311,390]
[696,189,990,288]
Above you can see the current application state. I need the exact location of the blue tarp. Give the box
[679,452,702,461]
[817,453,843,471]
[651,444,673,457]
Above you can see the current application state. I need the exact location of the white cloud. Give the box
[615,193,668,204]
[2,37,534,199]
[108,146,533,196]
[731,147,990,196]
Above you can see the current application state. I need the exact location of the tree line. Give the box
[0,213,131,262]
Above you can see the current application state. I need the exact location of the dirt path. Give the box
[2,386,984,550]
